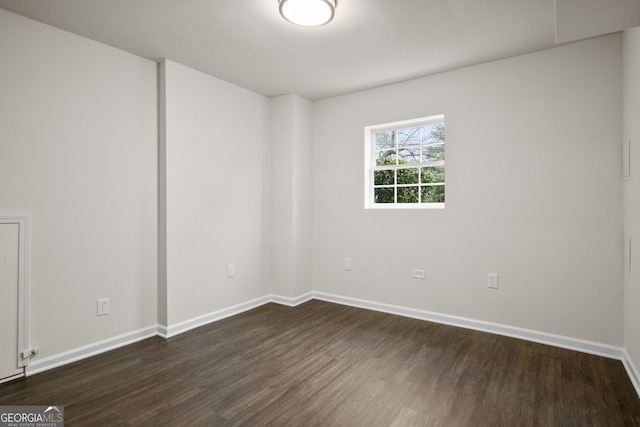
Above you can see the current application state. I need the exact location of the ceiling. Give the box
[0,0,558,100]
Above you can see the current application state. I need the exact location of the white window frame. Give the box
[364,115,445,209]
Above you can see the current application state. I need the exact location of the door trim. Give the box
[0,214,31,369]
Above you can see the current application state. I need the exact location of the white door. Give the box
[0,223,23,382]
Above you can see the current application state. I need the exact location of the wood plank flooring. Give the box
[1,300,639,426]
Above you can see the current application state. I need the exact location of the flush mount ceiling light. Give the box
[279,0,337,27]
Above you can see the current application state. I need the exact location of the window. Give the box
[365,115,445,209]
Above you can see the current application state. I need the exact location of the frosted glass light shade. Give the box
[279,0,336,27]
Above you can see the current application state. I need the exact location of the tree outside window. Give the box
[366,115,445,208]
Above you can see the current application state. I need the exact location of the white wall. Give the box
[624,26,640,374]
[0,9,158,358]
[271,94,313,299]
[160,60,271,326]
[0,4,631,373]
[312,34,623,345]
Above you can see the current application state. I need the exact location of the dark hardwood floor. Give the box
[1,300,639,426]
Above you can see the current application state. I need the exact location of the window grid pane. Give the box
[372,165,445,204]
[368,116,444,206]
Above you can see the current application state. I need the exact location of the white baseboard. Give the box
[26,296,272,375]
[158,295,272,338]
[22,291,640,398]
[622,349,640,397]
[270,292,313,307]
[312,291,640,397]
[312,291,625,360]
[26,325,158,376]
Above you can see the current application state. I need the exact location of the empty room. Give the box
[1,0,640,425]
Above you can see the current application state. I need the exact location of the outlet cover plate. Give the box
[97,298,110,316]
[488,273,499,289]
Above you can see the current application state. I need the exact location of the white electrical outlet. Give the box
[345,258,352,271]
[227,264,235,278]
[488,273,499,289]
[21,347,39,360]
[412,269,425,279]
[97,298,110,316]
